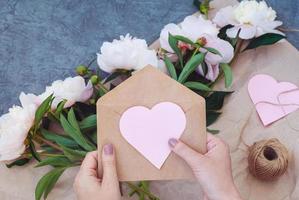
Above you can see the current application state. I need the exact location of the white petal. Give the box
[203,35,234,64]
[159,23,183,53]
[196,63,220,82]
[181,15,219,41]
[97,53,113,73]
[213,6,236,27]
[206,63,220,82]
[19,92,38,108]
[77,80,94,103]
[226,26,240,38]
[227,25,257,39]
[239,25,257,39]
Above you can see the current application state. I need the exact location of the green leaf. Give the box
[35,156,72,168]
[60,113,95,151]
[35,167,66,200]
[178,53,205,83]
[29,139,41,162]
[203,47,222,56]
[54,100,67,119]
[220,63,233,88]
[79,114,97,130]
[206,110,221,126]
[243,33,286,51]
[206,91,233,110]
[58,143,87,162]
[86,131,97,145]
[173,35,195,46]
[34,94,54,130]
[202,61,208,76]
[40,146,57,153]
[193,0,211,16]
[207,128,220,134]
[67,108,81,131]
[184,81,212,92]
[41,129,79,149]
[164,56,177,80]
[6,157,31,168]
[168,33,183,68]
[47,112,59,123]
[231,31,240,47]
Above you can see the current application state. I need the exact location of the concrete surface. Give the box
[0,0,298,114]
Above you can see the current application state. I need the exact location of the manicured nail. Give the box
[103,144,113,155]
[168,138,178,148]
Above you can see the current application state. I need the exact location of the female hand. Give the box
[74,144,121,200]
[168,134,242,200]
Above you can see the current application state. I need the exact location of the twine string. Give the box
[248,138,289,181]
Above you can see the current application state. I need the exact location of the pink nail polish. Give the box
[168,138,178,148]
[103,144,113,155]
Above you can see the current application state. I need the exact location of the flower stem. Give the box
[231,39,244,65]
[35,135,63,152]
[95,82,109,94]
[191,47,200,57]
[127,182,159,200]
[87,57,97,68]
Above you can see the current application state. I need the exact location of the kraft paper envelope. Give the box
[97,65,206,181]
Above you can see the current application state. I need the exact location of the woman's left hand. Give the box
[74,144,121,200]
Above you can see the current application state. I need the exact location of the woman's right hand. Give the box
[168,134,242,200]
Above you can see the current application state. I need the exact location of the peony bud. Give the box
[89,99,96,105]
[90,75,99,85]
[197,37,207,46]
[199,0,210,16]
[76,65,88,76]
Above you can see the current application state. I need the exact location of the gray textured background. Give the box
[0,0,298,115]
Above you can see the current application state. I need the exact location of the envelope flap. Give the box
[97,66,205,112]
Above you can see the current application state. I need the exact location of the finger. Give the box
[168,138,205,168]
[101,144,119,188]
[207,133,218,142]
[80,151,98,177]
[203,194,209,200]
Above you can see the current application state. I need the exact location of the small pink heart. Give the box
[248,74,299,126]
[119,102,186,169]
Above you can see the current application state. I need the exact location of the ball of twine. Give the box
[248,138,289,181]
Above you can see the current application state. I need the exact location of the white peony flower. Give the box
[159,15,219,53]
[21,76,93,109]
[0,104,36,161]
[97,34,159,73]
[213,0,284,39]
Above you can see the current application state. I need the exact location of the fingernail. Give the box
[168,138,178,148]
[103,144,113,155]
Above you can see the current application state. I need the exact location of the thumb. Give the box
[168,138,205,168]
[101,144,119,188]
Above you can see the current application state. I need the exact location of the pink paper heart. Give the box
[248,74,299,126]
[119,102,186,169]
